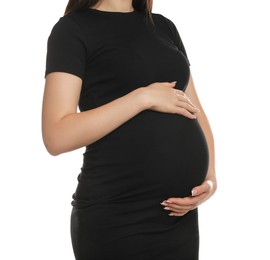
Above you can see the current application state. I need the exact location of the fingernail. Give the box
[172,81,177,84]
[164,207,170,210]
[169,213,174,216]
[191,190,197,196]
[160,202,167,206]
[192,115,197,119]
[165,200,172,203]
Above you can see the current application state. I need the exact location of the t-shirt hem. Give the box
[44,68,84,80]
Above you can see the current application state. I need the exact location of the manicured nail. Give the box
[164,207,170,210]
[169,213,174,216]
[165,200,172,203]
[172,81,177,84]
[191,189,197,196]
[160,202,167,206]
[192,115,197,119]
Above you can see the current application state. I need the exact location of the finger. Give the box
[191,181,211,197]
[169,207,200,216]
[173,90,199,111]
[174,90,191,104]
[163,203,193,211]
[157,81,177,88]
[176,95,199,110]
[173,88,192,99]
[163,197,200,207]
[174,107,197,119]
[163,199,205,214]
[164,205,197,213]
[168,81,177,88]
[168,210,190,217]
[163,199,200,211]
[205,180,214,190]
[173,89,185,96]
[175,101,200,113]
[175,94,196,105]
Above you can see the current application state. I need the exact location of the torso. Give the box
[66,9,208,258]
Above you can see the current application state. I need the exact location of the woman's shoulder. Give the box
[48,9,93,41]
[151,12,177,31]
[52,9,88,28]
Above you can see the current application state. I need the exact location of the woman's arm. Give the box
[42,72,198,156]
[42,72,146,156]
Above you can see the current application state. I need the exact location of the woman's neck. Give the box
[92,0,134,13]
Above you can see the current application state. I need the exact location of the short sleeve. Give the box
[161,16,190,66]
[45,16,87,79]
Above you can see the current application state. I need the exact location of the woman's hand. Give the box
[160,179,217,217]
[140,82,200,119]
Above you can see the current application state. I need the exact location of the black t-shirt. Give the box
[45,8,190,112]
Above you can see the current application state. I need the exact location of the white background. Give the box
[0,0,269,259]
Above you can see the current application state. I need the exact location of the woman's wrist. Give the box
[131,87,151,111]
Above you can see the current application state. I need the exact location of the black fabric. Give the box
[45,8,209,260]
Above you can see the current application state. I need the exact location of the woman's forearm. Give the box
[43,88,146,156]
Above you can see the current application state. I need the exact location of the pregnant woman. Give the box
[42,0,217,259]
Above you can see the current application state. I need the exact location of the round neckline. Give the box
[88,8,137,15]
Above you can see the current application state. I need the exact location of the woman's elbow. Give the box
[42,133,66,156]
[43,139,61,156]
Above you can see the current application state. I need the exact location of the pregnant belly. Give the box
[76,110,209,204]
